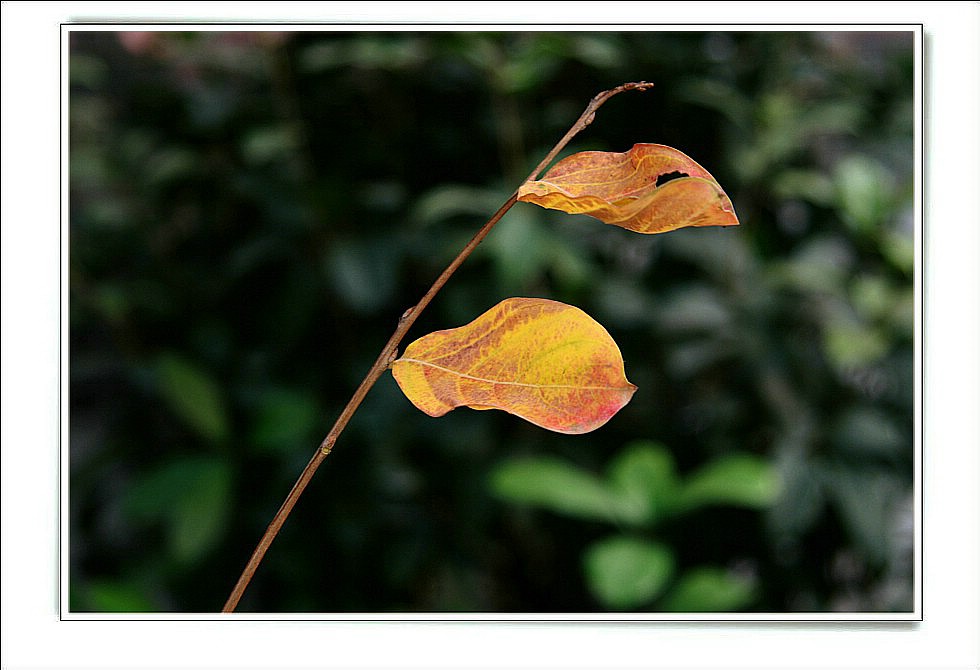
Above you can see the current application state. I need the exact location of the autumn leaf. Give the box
[391,297,636,434]
[517,143,739,234]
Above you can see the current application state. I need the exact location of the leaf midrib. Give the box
[396,358,632,392]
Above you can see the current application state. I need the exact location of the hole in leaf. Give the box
[656,171,689,187]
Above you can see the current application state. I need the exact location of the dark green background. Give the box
[69,30,915,613]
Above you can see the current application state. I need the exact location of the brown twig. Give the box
[221,81,653,613]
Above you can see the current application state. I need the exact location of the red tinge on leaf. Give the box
[517,143,739,234]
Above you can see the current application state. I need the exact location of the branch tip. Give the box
[223,80,654,613]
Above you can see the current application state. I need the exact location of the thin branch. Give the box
[524,81,653,183]
[221,81,653,613]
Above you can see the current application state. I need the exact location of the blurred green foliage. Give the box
[69,30,915,613]
[491,441,778,610]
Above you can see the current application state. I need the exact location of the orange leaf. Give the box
[517,143,739,234]
[391,298,636,434]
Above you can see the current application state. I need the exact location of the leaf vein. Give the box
[398,358,630,391]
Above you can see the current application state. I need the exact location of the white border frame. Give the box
[7,3,979,668]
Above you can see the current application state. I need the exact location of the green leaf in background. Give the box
[831,406,906,460]
[676,78,753,129]
[481,206,551,292]
[124,456,233,564]
[834,155,895,237]
[774,235,855,294]
[584,536,674,610]
[240,123,299,165]
[657,285,732,335]
[299,35,427,72]
[606,441,680,526]
[677,454,780,511]
[771,168,836,206]
[156,354,230,443]
[822,315,889,370]
[172,459,234,564]
[881,225,915,274]
[660,567,756,612]
[818,462,906,567]
[411,184,506,226]
[70,52,108,88]
[75,579,155,613]
[489,457,623,523]
[325,237,400,314]
[251,388,321,454]
[850,274,896,323]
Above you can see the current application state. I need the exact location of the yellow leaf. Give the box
[391,298,636,434]
[517,143,739,234]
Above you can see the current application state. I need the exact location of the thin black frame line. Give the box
[58,20,64,620]
[59,24,924,623]
[916,25,927,624]
[60,22,925,27]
